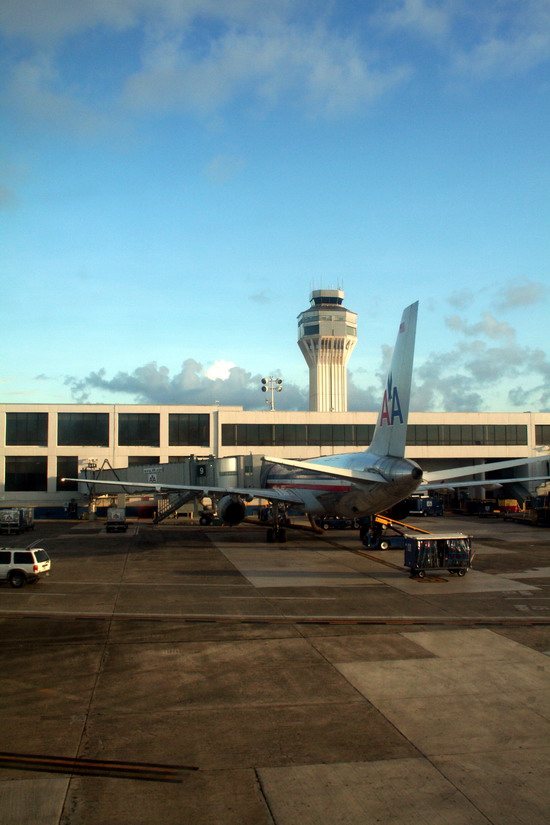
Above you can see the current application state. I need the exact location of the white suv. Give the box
[0,547,51,588]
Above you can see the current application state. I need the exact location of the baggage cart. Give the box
[404,533,473,578]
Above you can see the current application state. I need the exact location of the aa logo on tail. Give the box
[380,374,403,426]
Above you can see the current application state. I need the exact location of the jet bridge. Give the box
[77,454,265,521]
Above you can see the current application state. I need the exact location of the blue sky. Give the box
[1,0,549,412]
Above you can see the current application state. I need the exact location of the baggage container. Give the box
[404,533,473,578]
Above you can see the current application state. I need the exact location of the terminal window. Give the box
[58,413,109,446]
[118,413,160,447]
[536,425,550,445]
[406,424,528,446]
[5,456,47,491]
[57,456,79,491]
[6,412,48,446]
[169,414,210,447]
[221,423,375,448]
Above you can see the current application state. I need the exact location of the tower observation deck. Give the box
[297,288,357,412]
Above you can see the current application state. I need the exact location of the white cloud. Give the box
[1,2,410,129]
[205,360,236,380]
[496,280,548,310]
[121,21,409,118]
[376,0,452,40]
[375,0,550,81]
[0,0,142,43]
[447,288,474,310]
[65,358,308,408]
[446,312,516,342]
[6,55,110,134]
[3,0,550,133]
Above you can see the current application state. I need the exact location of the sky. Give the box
[1,0,549,413]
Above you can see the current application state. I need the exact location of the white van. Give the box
[0,547,51,588]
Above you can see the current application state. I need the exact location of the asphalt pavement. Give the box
[1,514,550,824]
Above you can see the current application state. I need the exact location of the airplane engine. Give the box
[217,495,247,526]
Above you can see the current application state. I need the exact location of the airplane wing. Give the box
[421,475,550,491]
[62,477,305,505]
[421,455,548,485]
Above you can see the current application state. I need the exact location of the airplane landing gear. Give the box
[266,503,289,544]
[266,526,287,543]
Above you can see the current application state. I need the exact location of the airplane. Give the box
[63,301,548,543]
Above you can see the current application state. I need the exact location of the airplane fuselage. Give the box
[262,452,423,519]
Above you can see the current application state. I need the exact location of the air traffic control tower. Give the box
[298,288,357,412]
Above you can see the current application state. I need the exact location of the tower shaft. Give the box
[297,289,357,412]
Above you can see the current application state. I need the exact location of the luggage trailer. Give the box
[404,533,473,579]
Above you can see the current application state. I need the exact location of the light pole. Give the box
[261,376,283,410]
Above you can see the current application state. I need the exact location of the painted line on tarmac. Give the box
[219,595,337,600]
[1,609,550,626]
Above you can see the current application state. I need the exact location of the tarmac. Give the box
[1,513,550,824]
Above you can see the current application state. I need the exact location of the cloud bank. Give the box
[63,296,550,413]
[2,0,550,133]
[65,359,309,410]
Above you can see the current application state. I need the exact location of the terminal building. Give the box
[1,289,549,510]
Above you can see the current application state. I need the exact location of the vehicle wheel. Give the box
[199,516,209,526]
[417,569,426,579]
[9,571,26,588]
[322,522,330,530]
[379,540,390,551]
[457,568,466,577]
[266,528,275,543]
[276,528,287,543]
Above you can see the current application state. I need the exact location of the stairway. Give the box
[155,492,196,523]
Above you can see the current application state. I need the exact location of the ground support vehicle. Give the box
[477,500,500,517]
[406,495,444,517]
[0,507,34,535]
[0,547,51,587]
[454,498,499,517]
[502,496,550,527]
[404,534,473,579]
[198,509,223,526]
[360,514,432,551]
[315,516,359,531]
[106,507,128,533]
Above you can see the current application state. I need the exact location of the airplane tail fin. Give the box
[367,301,418,459]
